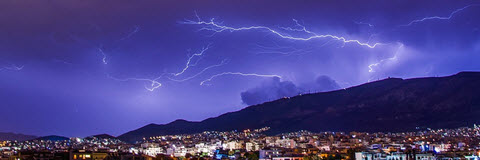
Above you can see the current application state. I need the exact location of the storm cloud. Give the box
[241,76,340,105]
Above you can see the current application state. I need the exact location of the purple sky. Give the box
[1,0,479,137]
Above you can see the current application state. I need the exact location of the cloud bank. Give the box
[241,76,340,105]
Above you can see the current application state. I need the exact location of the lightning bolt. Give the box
[254,45,313,56]
[253,41,325,57]
[183,13,405,84]
[108,45,226,91]
[69,25,140,65]
[368,43,404,73]
[52,59,73,65]
[354,21,374,28]
[97,45,108,65]
[400,4,479,27]
[174,44,211,76]
[118,25,140,41]
[200,72,281,86]
[168,59,228,82]
[183,13,382,48]
[0,64,24,71]
[107,74,162,92]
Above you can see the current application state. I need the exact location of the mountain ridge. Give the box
[34,135,69,141]
[118,72,480,143]
[0,132,37,141]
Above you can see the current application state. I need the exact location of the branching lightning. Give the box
[168,59,228,82]
[107,74,162,92]
[174,44,211,76]
[368,43,404,73]
[182,13,403,83]
[400,4,479,27]
[183,14,382,48]
[70,25,139,65]
[107,6,476,90]
[200,72,281,86]
[108,45,229,91]
[48,5,479,95]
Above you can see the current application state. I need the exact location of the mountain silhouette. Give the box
[119,72,480,143]
[0,132,37,141]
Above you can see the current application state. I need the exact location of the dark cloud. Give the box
[240,77,300,105]
[310,75,341,92]
[241,76,340,105]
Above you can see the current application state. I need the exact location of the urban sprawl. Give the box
[2,125,480,160]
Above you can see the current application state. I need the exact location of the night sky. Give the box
[1,0,479,137]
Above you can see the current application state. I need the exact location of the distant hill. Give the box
[118,72,480,143]
[34,135,69,141]
[0,132,37,141]
[87,134,117,139]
